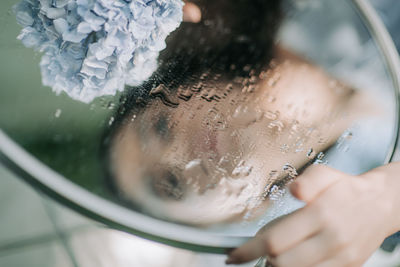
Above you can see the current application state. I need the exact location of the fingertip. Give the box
[225,255,236,265]
[225,249,242,265]
[289,181,299,196]
[290,180,308,202]
[227,236,271,264]
[291,164,343,203]
[183,3,202,23]
[267,257,278,267]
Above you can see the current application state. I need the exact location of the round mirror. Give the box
[0,0,399,253]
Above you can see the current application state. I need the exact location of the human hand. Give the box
[183,2,201,23]
[226,164,400,267]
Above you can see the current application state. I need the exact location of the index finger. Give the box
[226,205,321,264]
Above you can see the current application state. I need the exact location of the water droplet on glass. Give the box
[342,145,350,152]
[280,144,289,153]
[283,163,298,179]
[204,19,213,26]
[201,88,221,102]
[290,120,300,132]
[267,72,281,87]
[265,110,279,120]
[343,130,353,140]
[249,75,258,84]
[218,156,230,171]
[295,140,304,153]
[232,160,253,177]
[307,148,316,159]
[268,170,279,180]
[336,130,353,152]
[267,185,286,201]
[314,152,326,164]
[295,147,304,153]
[243,211,252,220]
[149,84,179,107]
[232,105,263,127]
[213,73,222,81]
[259,70,269,80]
[248,142,257,151]
[269,184,279,194]
[220,177,248,198]
[54,109,62,118]
[267,95,276,103]
[269,59,278,69]
[108,116,114,126]
[183,159,208,188]
[268,120,284,131]
[192,82,203,92]
[242,84,257,93]
[200,72,209,80]
[263,170,280,197]
[107,101,115,110]
[225,83,233,91]
[243,65,251,72]
[177,86,193,101]
[233,76,244,84]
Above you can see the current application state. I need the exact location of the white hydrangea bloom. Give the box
[14,0,184,102]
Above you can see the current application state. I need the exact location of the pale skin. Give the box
[181,3,400,267]
[226,163,400,266]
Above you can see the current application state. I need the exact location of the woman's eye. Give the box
[148,169,185,201]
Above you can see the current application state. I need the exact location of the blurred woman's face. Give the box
[108,49,359,226]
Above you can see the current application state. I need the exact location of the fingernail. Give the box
[225,253,238,265]
[225,256,235,265]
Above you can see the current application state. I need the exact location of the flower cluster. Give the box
[14,0,183,103]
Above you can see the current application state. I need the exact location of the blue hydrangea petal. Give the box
[15,0,184,103]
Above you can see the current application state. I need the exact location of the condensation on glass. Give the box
[0,0,397,242]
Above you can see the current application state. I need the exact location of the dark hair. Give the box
[118,0,282,114]
[101,0,283,203]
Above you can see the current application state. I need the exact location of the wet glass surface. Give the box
[0,0,398,247]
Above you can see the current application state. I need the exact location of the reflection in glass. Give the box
[0,0,397,249]
[102,0,373,226]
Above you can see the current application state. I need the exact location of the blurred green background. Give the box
[0,0,120,191]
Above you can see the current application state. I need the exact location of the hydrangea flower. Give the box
[14,0,184,103]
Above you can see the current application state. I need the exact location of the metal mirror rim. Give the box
[0,0,399,254]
